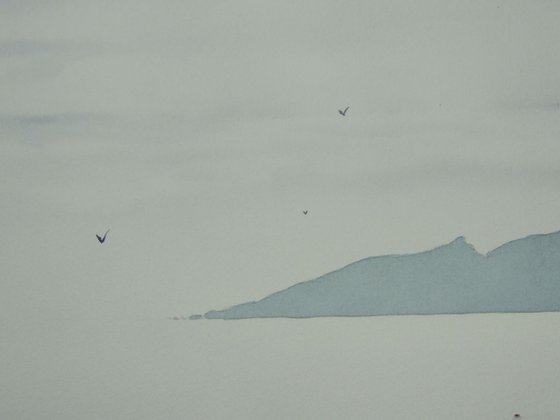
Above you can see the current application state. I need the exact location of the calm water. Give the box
[4,312,560,419]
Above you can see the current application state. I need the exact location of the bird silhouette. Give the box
[338,106,349,116]
[303,210,308,215]
[96,229,110,244]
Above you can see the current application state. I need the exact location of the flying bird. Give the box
[96,229,110,244]
[303,210,308,215]
[338,106,349,116]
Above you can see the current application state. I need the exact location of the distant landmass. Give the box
[196,231,560,319]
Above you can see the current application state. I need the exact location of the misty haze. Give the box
[3,1,560,419]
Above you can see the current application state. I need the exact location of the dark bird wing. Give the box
[96,229,110,243]
[338,110,344,115]
[343,106,349,113]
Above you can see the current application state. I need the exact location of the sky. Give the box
[3,1,560,419]
[3,0,560,312]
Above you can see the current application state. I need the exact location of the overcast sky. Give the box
[3,0,560,315]
[5,2,560,419]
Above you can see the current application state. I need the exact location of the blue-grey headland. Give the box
[196,230,560,319]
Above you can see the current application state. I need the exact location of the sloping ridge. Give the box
[200,230,560,319]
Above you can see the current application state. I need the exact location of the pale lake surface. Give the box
[4,312,560,420]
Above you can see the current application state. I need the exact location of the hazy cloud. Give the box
[0,0,65,14]
[0,112,110,126]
